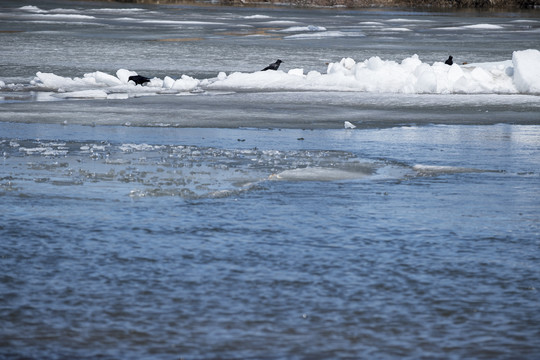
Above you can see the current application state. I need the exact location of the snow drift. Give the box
[4,50,540,98]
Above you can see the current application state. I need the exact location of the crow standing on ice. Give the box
[445,56,453,66]
[128,75,151,85]
[262,59,283,71]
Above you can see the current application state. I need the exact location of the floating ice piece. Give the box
[344,121,356,129]
[92,8,146,13]
[119,143,163,152]
[279,25,327,32]
[35,72,100,91]
[84,71,122,87]
[513,49,540,93]
[244,15,271,19]
[463,24,504,30]
[360,21,384,26]
[19,5,46,13]
[116,69,138,84]
[285,31,362,39]
[35,13,96,20]
[387,18,434,23]
[380,27,412,32]
[438,24,504,30]
[412,164,491,175]
[170,75,200,91]
[270,167,371,181]
[288,68,304,77]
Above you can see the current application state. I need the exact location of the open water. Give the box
[1,1,539,359]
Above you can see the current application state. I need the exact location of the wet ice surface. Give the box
[1,91,540,129]
[1,0,540,359]
[2,122,537,199]
[1,135,382,199]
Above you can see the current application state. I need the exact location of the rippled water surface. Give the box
[2,123,539,359]
[1,0,540,359]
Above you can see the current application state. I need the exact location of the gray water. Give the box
[1,1,540,359]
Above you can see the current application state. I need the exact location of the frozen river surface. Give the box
[1,1,540,359]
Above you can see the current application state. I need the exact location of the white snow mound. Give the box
[8,49,539,97]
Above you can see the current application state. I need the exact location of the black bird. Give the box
[128,75,151,86]
[262,59,283,71]
[445,56,453,66]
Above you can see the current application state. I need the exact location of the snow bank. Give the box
[6,50,539,97]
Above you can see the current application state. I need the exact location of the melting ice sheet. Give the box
[1,133,506,200]
[0,139,383,199]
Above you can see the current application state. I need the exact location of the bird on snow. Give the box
[445,56,453,66]
[128,75,151,86]
[344,121,356,129]
[262,59,283,71]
